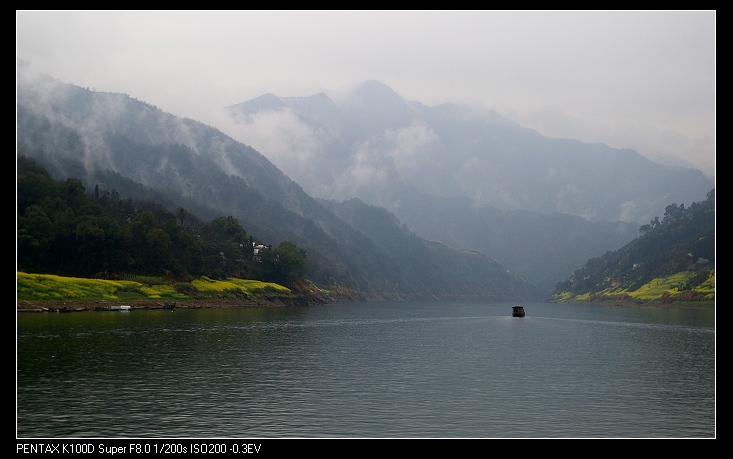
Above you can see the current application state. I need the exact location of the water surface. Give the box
[17,301,716,438]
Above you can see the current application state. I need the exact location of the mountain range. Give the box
[16,61,713,296]
[16,61,544,301]
[227,80,714,290]
[227,80,712,222]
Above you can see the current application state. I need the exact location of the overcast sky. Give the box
[16,10,716,178]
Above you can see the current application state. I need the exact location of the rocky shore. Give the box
[16,296,332,312]
[20,295,314,312]
[15,288,408,312]
[549,299,715,310]
[20,289,713,312]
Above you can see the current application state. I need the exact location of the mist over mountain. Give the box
[17,59,713,295]
[16,62,545,301]
[226,81,713,291]
[229,80,712,222]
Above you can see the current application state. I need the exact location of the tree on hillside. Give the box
[199,216,253,279]
[258,240,307,287]
[17,156,308,285]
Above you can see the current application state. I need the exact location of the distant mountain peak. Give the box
[351,79,399,95]
[345,80,408,108]
[226,93,286,116]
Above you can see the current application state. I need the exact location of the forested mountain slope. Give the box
[227,80,712,291]
[552,190,715,304]
[321,198,541,300]
[17,62,543,301]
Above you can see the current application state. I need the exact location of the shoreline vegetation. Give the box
[551,267,714,311]
[15,271,421,312]
[16,272,328,312]
[17,272,714,312]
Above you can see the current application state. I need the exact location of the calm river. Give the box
[16,301,716,438]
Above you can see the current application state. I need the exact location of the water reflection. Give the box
[17,301,715,438]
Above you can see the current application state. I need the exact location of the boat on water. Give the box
[511,305,525,317]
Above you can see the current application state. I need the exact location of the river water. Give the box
[16,301,716,438]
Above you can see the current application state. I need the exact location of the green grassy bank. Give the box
[552,270,715,308]
[16,272,302,310]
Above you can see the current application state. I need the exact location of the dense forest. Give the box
[552,188,715,303]
[16,156,307,288]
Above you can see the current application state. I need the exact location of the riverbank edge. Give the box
[548,299,715,310]
[18,296,715,312]
[15,287,441,312]
[16,298,306,312]
[16,293,353,312]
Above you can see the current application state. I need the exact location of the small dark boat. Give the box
[511,305,525,317]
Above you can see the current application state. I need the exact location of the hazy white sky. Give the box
[16,10,716,177]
